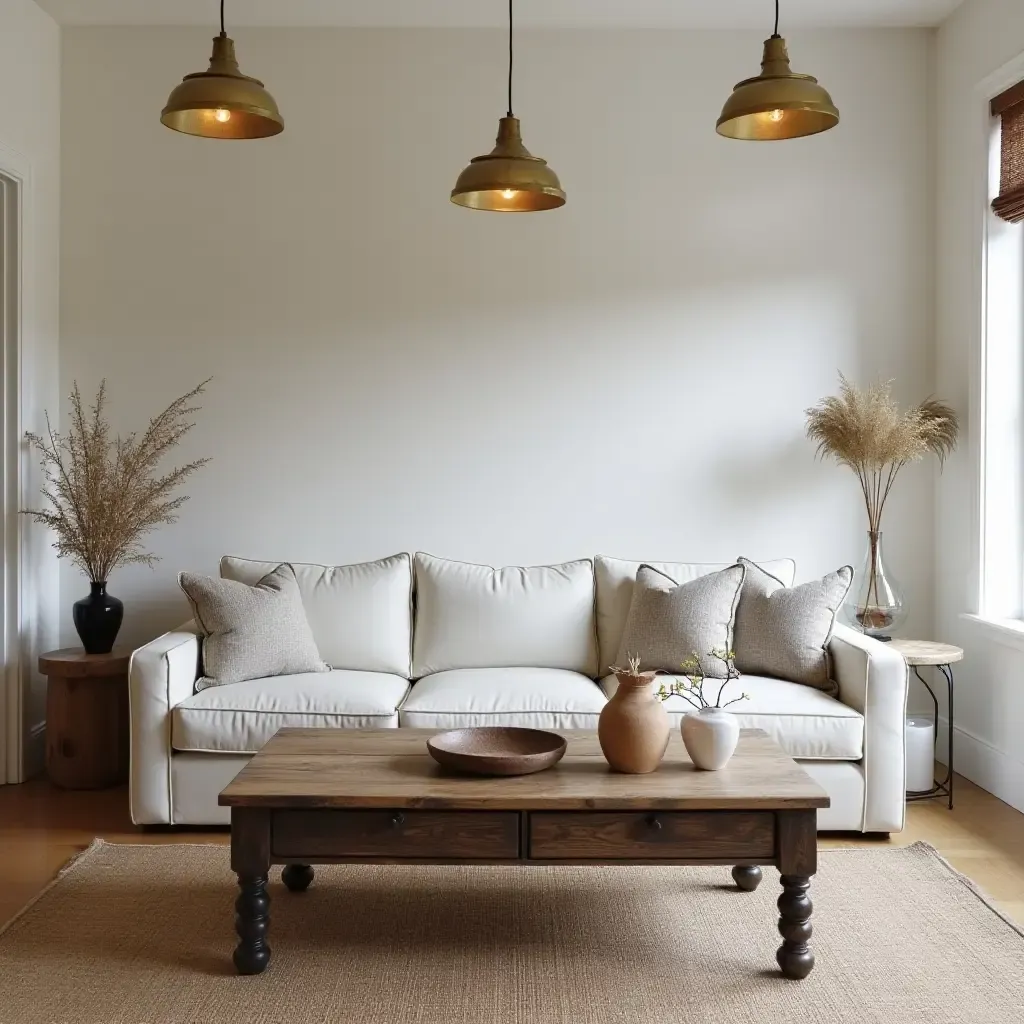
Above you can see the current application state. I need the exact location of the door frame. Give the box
[0,143,33,784]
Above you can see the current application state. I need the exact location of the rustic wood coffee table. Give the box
[219,728,829,979]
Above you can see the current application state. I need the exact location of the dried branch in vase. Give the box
[22,379,212,583]
[656,648,747,710]
[609,653,658,681]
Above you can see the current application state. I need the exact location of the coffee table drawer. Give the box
[528,811,775,860]
[273,809,520,859]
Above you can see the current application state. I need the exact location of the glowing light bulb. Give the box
[768,109,784,122]
[214,108,232,123]
[501,189,516,200]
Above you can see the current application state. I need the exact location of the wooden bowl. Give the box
[426,727,567,777]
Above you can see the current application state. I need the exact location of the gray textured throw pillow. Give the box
[179,563,329,689]
[733,557,853,693]
[615,564,745,678]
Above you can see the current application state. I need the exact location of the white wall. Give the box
[60,26,934,652]
[936,0,1024,812]
[0,0,60,777]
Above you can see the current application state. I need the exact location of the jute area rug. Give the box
[0,841,1021,1024]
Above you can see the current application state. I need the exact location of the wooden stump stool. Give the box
[39,648,131,790]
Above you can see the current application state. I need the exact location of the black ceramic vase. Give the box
[72,581,124,654]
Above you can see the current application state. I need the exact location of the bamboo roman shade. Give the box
[992,80,1024,223]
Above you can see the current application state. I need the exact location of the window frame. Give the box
[962,49,1024,650]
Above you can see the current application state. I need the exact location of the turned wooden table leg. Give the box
[233,875,271,975]
[282,864,314,892]
[731,865,762,891]
[774,809,817,980]
[231,808,272,975]
[776,875,814,979]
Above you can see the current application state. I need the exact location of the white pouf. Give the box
[905,716,936,793]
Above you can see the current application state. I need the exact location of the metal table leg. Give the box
[906,663,954,810]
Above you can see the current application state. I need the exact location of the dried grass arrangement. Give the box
[805,375,958,632]
[805,375,958,532]
[23,379,212,583]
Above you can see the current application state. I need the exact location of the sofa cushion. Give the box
[600,673,862,760]
[172,671,409,753]
[180,564,329,689]
[595,555,796,674]
[615,563,744,678]
[400,668,606,729]
[220,553,412,677]
[734,557,853,694]
[411,554,599,677]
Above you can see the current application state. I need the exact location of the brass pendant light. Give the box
[451,0,565,211]
[717,0,838,141]
[161,0,283,139]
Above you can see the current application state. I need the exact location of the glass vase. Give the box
[845,530,905,640]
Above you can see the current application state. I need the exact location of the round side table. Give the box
[39,648,132,790]
[887,639,963,810]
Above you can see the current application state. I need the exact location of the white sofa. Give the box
[129,552,909,832]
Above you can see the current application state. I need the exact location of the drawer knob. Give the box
[390,812,405,829]
[647,814,663,831]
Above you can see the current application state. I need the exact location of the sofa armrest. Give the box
[128,622,200,825]
[828,623,909,832]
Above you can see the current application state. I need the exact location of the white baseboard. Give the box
[25,719,46,779]
[934,716,1024,814]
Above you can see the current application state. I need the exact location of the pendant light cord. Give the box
[507,0,514,117]
[220,0,226,36]
[772,0,780,38]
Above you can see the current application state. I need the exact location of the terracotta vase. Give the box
[680,707,740,771]
[598,672,671,774]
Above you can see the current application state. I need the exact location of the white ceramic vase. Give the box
[680,707,740,770]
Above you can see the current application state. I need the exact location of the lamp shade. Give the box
[451,117,565,212]
[716,36,838,141]
[161,34,283,140]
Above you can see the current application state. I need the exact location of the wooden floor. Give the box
[1,769,1022,929]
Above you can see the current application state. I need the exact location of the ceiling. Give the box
[35,1,965,30]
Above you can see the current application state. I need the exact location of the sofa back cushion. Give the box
[595,555,796,675]
[220,553,413,677]
[412,553,599,677]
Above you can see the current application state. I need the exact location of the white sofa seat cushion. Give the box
[412,554,599,677]
[172,671,410,754]
[600,674,862,760]
[220,554,412,677]
[595,555,796,674]
[400,668,606,730]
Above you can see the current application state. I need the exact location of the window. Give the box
[980,79,1024,619]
